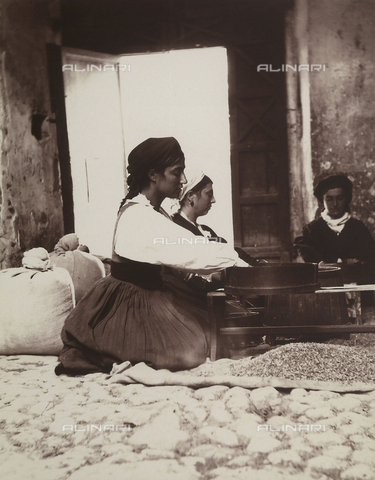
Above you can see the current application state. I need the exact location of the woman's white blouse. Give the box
[114,194,248,274]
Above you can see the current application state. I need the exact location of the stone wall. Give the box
[308,0,375,230]
[0,0,63,268]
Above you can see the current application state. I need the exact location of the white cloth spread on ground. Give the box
[108,360,375,393]
[114,194,248,274]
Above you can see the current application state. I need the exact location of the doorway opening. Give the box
[62,46,232,256]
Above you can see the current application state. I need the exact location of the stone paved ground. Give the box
[1,352,375,480]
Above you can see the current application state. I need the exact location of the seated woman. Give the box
[173,171,265,265]
[294,174,375,282]
[55,138,248,375]
[172,171,266,346]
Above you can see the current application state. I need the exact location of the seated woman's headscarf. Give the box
[121,137,185,207]
[179,170,213,204]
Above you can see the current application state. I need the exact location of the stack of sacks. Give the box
[49,233,105,303]
[0,247,75,355]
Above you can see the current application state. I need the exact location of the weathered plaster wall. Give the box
[308,0,375,231]
[0,0,64,268]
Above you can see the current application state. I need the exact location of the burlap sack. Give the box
[49,250,105,303]
[0,265,75,355]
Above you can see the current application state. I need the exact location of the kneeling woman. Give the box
[56,138,247,375]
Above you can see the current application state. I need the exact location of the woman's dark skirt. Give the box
[56,273,209,375]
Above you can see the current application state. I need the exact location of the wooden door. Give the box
[228,42,291,262]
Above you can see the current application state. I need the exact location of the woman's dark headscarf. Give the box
[313,174,353,208]
[119,137,184,208]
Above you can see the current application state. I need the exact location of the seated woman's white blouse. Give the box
[114,194,248,274]
[179,210,211,238]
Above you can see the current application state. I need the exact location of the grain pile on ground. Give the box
[325,332,375,350]
[227,343,375,385]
